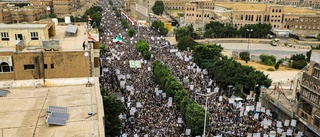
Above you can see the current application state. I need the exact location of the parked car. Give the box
[270,41,277,46]
[285,42,292,47]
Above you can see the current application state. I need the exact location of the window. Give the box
[1,32,9,41]
[15,34,23,41]
[31,32,39,40]
[51,64,54,69]
[313,64,320,79]
[24,64,35,70]
[314,116,320,128]
[44,64,48,69]
[0,62,11,72]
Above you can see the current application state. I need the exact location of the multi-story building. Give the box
[302,0,320,9]
[0,22,100,80]
[297,50,320,136]
[184,1,215,26]
[285,15,320,31]
[0,0,28,3]
[164,0,214,10]
[232,5,285,29]
[52,0,76,18]
[0,3,47,23]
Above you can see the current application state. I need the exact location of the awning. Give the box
[65,25,78,34]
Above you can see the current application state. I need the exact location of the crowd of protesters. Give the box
[98,0,304,136]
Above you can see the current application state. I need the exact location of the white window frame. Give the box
[1,32,9,41]
[31,32,39,40]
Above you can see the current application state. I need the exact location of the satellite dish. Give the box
[84,52,89,57]
[46,6,51,11]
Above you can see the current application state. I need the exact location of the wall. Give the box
[2,51,90,80]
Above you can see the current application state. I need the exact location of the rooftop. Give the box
[0,78,104,137]
[0,24,47,29]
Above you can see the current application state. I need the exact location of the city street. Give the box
[219,43,309,60]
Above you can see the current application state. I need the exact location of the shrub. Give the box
[239,51,250,63]
[142,50,151,60]
[259,54,276,66]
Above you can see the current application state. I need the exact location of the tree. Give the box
[152,1,164,15]
[128,28,136,37]
[239,51,250,63]
[174,89,188,109]
[177,36,198,51]
[104,95,125,136]
[152,20,164,30]
[259,54,276,66]
[159,27,169,36]
[317,34,320,40]
[185,102,208,136]
[143,50,151,60]
[274,59,284,70]
[174,25,194,41]
[193,44,223,67]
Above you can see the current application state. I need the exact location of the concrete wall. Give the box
[0,77,95,88]
[195,38,272,44]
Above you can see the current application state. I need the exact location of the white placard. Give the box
[244,111,248,116]
[250,106,255,111]
[284,120,290,126]
[229,98,234,104]
[247,133,252,137]
[155,88,159,92]
[277,128,283,134]
[254,114,259,120]
[240,110,243,117]
[148,67,151,71]
[256,107,261,112]
[162,93,166,98]
[246,106,250,112]
[186,129,191,135]
[116,69,120,74]
[168,97,173,107]
[257,102,261,108]
[260,107,265,113]
[253,133,260,137]
[277,121,282,128]
[290,119,297,127]
[267,120,272,126]
[287,129,293,136]
[144,134,148,137]
[136,102,142,108]
[178,118,182,123]
[206,88,211,93]
[190,85,194,91]
[187,66,191,69]
[134,134,138,137]
[282,132,287,137]
[130,90,134,96]
[120,81,126,88]
[219,96,223,102]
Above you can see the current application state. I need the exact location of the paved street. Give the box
[219,43,309,60]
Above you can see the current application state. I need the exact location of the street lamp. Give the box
[246,29,253,50]
[196,90,218,137]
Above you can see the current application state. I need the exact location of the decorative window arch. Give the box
[311,85,317,92]
[312,63,320,79]
[0,62,11,72]
[303,81,309,87]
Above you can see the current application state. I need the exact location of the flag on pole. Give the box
[88,32,96,43]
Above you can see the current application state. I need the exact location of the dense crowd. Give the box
[98,0,304,136]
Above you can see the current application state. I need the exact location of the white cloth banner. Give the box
[290,119,297,127]
[277,121,282,128]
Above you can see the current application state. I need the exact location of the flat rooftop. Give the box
[0,24,48,29]
[0,78,104,137]
[54,23,99,51]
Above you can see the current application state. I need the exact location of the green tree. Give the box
[159,27,169,35]
[174,25,194,41]
[136,40,149,53]
[193,44,223,67]
[104,96,125,136]
[274,59,284,70]
[259,54,276,66]
[317,34,320,40]
[234,84,243,97]
[177,36,198,51]
[174,89,188,109]
[185,102,208,136]
[152,20,164,30]
[152,1,165,15]
[142,50,151,60]
[128,28,136,37]
[239,51,250,63]
[120,19,129,28]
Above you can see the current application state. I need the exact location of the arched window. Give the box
[312,63,320,79]
[303,81,309,87]
[311,85,317,92]
[0,62,11,72]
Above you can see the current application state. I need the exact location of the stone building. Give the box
[184,1,215,26]
[232,5,285,29]
[0,23,100,80]
[285,15,320,31]
[52,0,76,18]
[0,3,47,23]
[297,50,320,136]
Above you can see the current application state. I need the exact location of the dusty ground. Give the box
[215,2,320,14]
[236,59,298,71]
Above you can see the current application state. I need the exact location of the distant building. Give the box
[52,0,76,18]
[0,3,47,23]
[184,1,215,26]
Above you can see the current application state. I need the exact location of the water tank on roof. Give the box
[65,16,71,24]
[52,18,58,26]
